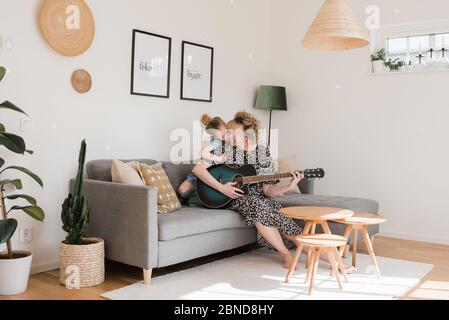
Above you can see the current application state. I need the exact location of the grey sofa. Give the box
[76,159,379,284]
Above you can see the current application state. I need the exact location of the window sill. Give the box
[369,67,449,76]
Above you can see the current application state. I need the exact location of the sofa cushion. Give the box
[158,207,248,241]
[274,194,379,214]
[139,162,181,214]
[87,159,157,181]
[111,160,144,185]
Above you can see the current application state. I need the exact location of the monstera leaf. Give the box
[0,218,17,244]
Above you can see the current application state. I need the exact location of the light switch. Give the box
[21,119,33,133]
[1,36,14,52]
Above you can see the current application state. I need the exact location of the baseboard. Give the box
[378,232,449,246]
[30,260,60,275]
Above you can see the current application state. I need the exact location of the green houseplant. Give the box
[385,58,406,71]
[0,66,45,295]
[59,140,104,288]
[371,49,387,73]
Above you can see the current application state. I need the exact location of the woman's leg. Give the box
[256,222,296,269]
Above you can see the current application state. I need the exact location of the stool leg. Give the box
[285,243,303,283]
[329,249,343,290]
[332,247,348,283]
[306,223,317,268]
[352,228,358,267]
[361,225,381,278]
[302,221,312,269]
[302,221,313,235]
[305,248,315,284]
[339,225,353,258]
[308,248,320,296]
[321,221,332,234]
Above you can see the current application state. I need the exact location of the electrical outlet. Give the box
[20,227,32,243]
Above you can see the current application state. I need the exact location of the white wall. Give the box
[0,0,272,271]
[269,0,449,244]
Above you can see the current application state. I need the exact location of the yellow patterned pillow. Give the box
[138,163,181,214]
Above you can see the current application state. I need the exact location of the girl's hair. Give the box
[200,114,226,130]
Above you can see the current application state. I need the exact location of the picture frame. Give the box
[131,29,172,98]
[181,41,214,102]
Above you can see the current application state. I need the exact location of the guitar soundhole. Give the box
[233,175,244,188]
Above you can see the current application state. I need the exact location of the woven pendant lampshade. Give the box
[303,0,369,51]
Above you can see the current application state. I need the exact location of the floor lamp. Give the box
[254,86,287,146]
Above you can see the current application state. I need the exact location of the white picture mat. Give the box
[132,31,170,96]
[182,43,213,101]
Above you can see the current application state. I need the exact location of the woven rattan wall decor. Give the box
[39,0,95,56]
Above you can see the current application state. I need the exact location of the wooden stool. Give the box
[333,213,387,278]
[280,206,353,270]
[285,234,348,295]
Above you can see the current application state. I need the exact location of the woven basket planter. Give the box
[59,238,104,288]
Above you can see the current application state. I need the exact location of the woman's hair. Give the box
[229,111,260,139]
[200,114,226,131]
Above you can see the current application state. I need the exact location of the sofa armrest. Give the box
[70,179,158,270]
[298,178,314,194]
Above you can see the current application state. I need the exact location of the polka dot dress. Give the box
[207,144,301,249]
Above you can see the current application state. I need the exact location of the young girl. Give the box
[177,114,227,197]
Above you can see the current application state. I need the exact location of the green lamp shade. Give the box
[254,86,287,111]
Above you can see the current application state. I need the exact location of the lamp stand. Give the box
[268,109,272,147]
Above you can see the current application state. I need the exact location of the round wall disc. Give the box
[71,69,92,93]
[39,0,95,56]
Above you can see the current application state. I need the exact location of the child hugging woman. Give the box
[178,114,227,198]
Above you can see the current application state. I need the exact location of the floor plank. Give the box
[1,237,448,300]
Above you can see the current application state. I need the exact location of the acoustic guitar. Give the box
[196,164,325,209]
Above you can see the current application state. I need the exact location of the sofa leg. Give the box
[143,268,152,285]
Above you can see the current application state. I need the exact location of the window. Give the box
[387,33,449,65]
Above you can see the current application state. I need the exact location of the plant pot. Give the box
[0,251,32,295]
[372,60,386,73]
[59,237,104,288]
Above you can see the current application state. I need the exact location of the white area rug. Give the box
[102,249,433,300]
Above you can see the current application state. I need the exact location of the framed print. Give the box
[131,29,171,98]
[181,41,214,102]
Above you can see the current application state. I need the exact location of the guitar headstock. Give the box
[303,168,325,179]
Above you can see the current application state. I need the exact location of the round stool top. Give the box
[280,206,353,221]
[333,213,386,225]
[296,234,348,248]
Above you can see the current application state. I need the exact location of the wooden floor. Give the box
[1,236,448,300]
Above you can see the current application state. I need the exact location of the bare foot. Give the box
[341,258,357,274]
[282,254,297,270]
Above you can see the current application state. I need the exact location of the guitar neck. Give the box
[242,172,302,185]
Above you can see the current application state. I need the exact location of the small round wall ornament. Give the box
[39,0,95,56]
[71,69,92,93]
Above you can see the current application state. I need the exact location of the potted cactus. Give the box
[0,66,45,295]
[59,140,104,288]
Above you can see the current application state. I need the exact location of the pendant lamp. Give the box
[303,0,369,51]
